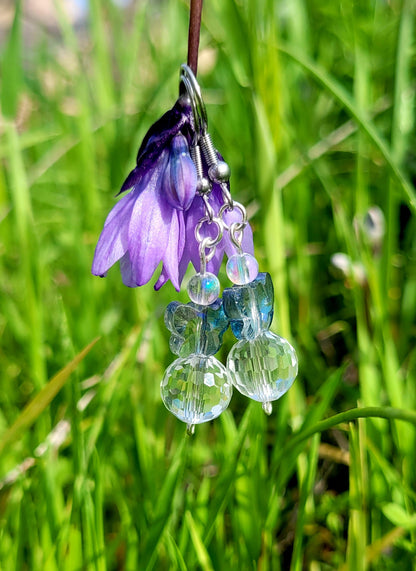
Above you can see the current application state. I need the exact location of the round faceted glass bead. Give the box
[226,253,259,285]
[227,331,298,403]
[160,354,233,424]
[187,272,220,305]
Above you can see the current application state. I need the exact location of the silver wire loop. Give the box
[195,216,223,247]
[201,194,215,221]
[179,64,208,141]
[180,63,248,261]
[219,182,234,208]
[195,216,224,274]
[199,238,217,264]
[229,222,244,252]
[218,200,247,252]
[218,201,248,230]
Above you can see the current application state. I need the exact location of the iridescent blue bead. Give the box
[226,253,259,285]
[187,272,220,305]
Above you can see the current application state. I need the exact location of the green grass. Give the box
[1,0,415,569]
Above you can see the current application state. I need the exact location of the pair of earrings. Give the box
[160,66,298,434]
[160,271,298,434]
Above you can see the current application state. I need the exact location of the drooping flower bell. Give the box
[91,97,254,291]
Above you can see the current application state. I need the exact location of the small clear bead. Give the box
[262,401,273,415]
[226,253,259,285]
[187,273,220,305]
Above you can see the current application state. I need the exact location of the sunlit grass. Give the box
[0,0,415,569]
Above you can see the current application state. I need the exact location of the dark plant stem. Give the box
[187,0,203,76]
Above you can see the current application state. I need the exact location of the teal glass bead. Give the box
[187,272,220,305]
[164,299,229,357]
[161,297,232,429]
[222,273,274,340]
[227,331,298,405]
[226,253,259,285]
[160,354,232,425]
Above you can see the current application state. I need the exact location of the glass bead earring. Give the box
[223,272,298,414]
[160,298,233,434]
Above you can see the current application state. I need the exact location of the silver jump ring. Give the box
[195,216,224,246]
[179,64,208,141]
[218,201,248,230]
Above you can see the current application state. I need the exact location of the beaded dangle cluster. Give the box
[160,66,298,434]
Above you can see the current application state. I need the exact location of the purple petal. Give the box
[127,151,173,286]
[102,187,136,228]
[119,167,140,193]
[120,251,136,287]
[181,195,206,271]
[118,101,193,196]
[162,134,197,211]
[136,101,192,165]
[154,210,186,291]
[91,191,136,276]
[154,268,169,290]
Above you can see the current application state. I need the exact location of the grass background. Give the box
[1,0,416,569]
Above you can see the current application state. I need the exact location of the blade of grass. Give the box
[278,44,416,212]
[4,119,47,391]
[290,433,320,571]
[185,511,215,571]
[269,367,343,518]
[164,533,188,571]
[89,0,115,115]
[346,421,367,571]
[203,403,254,546]
[142,438,189,570]
[0,338,99,456]
[286,406,416,452]
[0,0,22,119]
[385,0,415,295]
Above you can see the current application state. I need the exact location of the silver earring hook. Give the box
[179,64,208,142]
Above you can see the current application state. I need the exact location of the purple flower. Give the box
[92,99,254,291]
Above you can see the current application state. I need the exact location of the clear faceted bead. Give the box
[227,331,298,403]
[187,272,220,305]
[226,253,259,285]
[160,354,233,424]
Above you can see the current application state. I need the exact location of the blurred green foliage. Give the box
[0,0,415,569]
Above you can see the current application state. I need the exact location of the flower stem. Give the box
[187,0,203,76]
